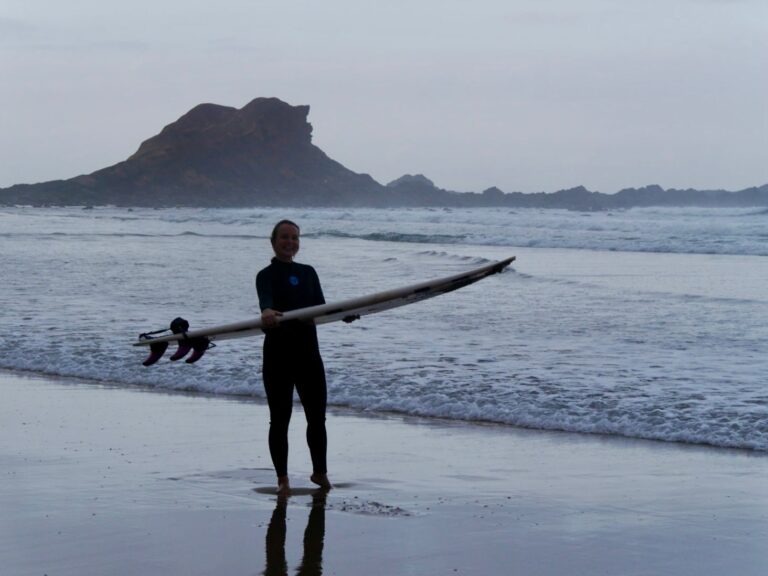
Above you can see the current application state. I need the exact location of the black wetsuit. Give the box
[256,258,327,478]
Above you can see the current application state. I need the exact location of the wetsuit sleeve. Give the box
[311,267,326,306]
[256,268,273,311]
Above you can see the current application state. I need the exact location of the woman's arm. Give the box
[256,268,282,327]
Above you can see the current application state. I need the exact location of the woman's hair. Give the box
[270,219,300,245]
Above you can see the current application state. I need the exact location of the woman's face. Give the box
[272,223,300,262]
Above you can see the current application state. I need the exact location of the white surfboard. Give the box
[134,256,515,365]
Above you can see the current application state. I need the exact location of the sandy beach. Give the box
[1,369,766,576]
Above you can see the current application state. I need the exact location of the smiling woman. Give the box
[270,218,301,265]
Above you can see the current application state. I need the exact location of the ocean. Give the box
[1,205,766,451]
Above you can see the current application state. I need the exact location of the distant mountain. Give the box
[385,178,768,210]
[1,97,767,209]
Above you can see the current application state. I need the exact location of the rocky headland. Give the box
[2,97,766,209]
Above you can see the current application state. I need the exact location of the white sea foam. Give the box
[1,206,766,451]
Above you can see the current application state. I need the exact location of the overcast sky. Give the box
[1,0,766,193]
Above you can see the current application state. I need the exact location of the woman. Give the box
[256,219,331,496]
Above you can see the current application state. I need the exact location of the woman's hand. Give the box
[261,308,283,328]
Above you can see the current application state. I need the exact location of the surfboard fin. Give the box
[142,341,169,367]
[169,342,193,361]
[185,338,211,364]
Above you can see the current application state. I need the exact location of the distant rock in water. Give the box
[383,173,458,205]
[1,97,767,209]
[1,97,383,207]
[387,174,436,189]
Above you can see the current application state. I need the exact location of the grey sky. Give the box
[1,0,766,193]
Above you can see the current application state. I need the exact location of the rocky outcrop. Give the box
[1,98,384,207]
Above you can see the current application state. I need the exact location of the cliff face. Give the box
[2,98,383,207]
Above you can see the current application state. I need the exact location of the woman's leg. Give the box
[263,362,294,479]
[295,354,328,477]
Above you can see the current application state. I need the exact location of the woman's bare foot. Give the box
[310,473,332,490]
[276,476,291,496]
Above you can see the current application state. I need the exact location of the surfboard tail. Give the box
[139,317,200,366]
[140,336,211,365]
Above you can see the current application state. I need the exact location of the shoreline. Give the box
[2,367,762,456]
[2,369,767,575]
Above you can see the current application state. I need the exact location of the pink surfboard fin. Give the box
[169,342,193,361]
[142,342,169,366]
[185,338,210,364]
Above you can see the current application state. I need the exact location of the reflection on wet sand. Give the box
[264,492,326,576]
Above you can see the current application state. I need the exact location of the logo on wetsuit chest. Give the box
[289,275,300,286]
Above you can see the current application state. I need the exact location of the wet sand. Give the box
[1,370,766,575]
